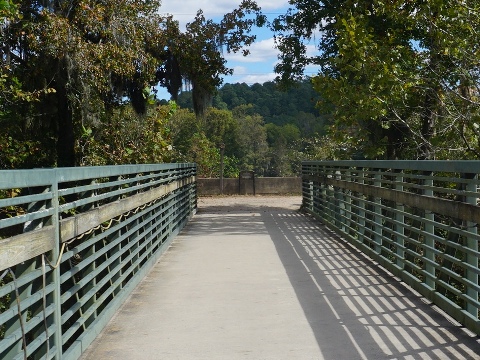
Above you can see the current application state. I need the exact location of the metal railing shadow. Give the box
[262,210,480,359]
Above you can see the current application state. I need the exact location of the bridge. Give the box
[0,162,479,359]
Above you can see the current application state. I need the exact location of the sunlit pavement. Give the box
[80,196,480,360]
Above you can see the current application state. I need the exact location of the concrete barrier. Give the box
[197,177,301,196]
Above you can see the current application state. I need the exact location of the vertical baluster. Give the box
[309,164,316,214]
[395,169,405,270]
[105,176,122,298]
[337,167,346,232]
[344,167,352,235]
[80,178,98,329]
[373,170,382,254]
[423,171,435,290]
[323,164,330,222]
[308,164,315,214]
[464,173,478,319]
[358,167,366,245]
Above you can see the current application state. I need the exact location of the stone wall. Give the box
[197,177,302,195]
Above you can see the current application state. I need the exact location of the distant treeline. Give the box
[174,80,327,137]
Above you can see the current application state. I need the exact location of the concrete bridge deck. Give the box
[80,196,479,360]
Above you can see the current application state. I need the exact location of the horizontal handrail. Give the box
[0,163,196,360]
[302,161,480,335]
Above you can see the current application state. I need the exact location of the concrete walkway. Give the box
[80,196,480,360]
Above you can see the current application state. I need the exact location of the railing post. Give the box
[83,178,99,329]
[335,167,345,231]
[220,144,225,195]
[318,164,326,216]
[423,171,435,290]
[190,167,197,215]
[344,167,352,235]
[358,167,366,245]
[106,175,123,298]
[373,169,382,254]
[395,169,405,270]
[312,164,321,215]
[326,165,334,221]
[464,173,478,318]
[302,163,313,212]
[51,174,63,360]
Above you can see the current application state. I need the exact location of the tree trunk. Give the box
[55,58,76,167]
[386,120,410,160]
[192,81,212,120]
[419,87,438,160]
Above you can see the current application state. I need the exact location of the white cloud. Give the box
[225,72,277,85]
[160,0,288,15]
[159,1,229,18]
[225,37,278,63]
[255,0,289,11]
[156,1,318,86]
[159,0,289,28]
[231,66,248,74]
[240,73,277,84]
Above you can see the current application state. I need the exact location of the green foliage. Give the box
[272,0,341,85]
[204,108,237,147]
[1,0,178,167]
[167,106,242,177]
[189,133,221,178]
[2,0,333,173]
[164,1,265,117]
[0,135,45,169]
[175,80,330,175]
[236,113,269,175]
[275,0,480,160]
[78,102,175,165]
[168,103,321,178]
[178,80,326,137]
[264,123,301,176]
[170,74,337,177]
[1,0,269,167]
[265,123,300,147]
[167,108,200,160]
[222,155,240,178]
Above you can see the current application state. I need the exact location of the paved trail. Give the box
[80,196,480,360]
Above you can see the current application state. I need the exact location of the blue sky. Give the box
[156,0,320,100]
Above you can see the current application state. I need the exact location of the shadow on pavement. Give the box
[261,209,480,360]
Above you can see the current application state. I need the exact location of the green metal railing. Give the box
[0,163,196,360]
[302,160,480,335]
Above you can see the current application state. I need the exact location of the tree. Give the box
[163,1,266,118]
[236,113,268,175]
[0,0,57,168]
[167,108,199,160]
[2,0,170,166]
[312,3,419,159]
[272,0,343,86]
[274,0,480,160]
[78,100,176,166]
[204,108,241,157]
[265,123,300,176]
[179,80,325,134]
